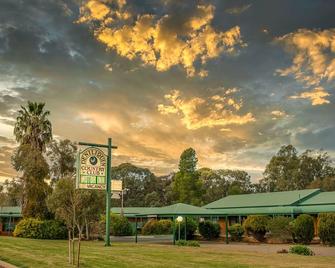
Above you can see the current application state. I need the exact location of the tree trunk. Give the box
[68,230,72,264]
[72,228,76,265]
[77,228,82,268]
[85,218,89,240]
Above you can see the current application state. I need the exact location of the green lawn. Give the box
[0,236,334,268]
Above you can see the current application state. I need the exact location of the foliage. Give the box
[243,215,270,241]
[173,148,203,205]
[309,176,335,191]
[198,221,220,240]
[13,218,66,239]
[261,145,335,192]
[47,139,77,184]
[291,214,314,244]
[14,101,52,152]
[173,217,198,240]
[141,219,172,235]
[0,178,23,206]
[228,224,244,241]
[289,245,314,256]
[110,215,133,236]
[176,240,200,247]
[111,163,170,207]
[318,213,335,246]
[267,216,293,242]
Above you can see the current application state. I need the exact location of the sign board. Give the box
[77,147,107,190]
[111,180,122,192]
[111,192,121,199]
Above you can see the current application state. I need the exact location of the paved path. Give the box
[0,260,17,268]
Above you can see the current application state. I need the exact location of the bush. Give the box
[289,245,314,256]
[13,218,67,239]
[198,221,220,240]
[142,219,172,235]
[243,215,270,242]
[228,223,244,242]
[267,216,293,243]
[318,213,335,246]
[173,217,198,240]
[111,215,133,236]
[176,240,200,247]
[291,214,314,244]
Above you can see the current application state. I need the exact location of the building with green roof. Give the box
[0,206,22,235]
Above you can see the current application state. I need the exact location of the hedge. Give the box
[142,219,172,235]
[243,215,270,242]
[228,223,244,241]
[198,221,220,240]
[267,216,293,243]
[13,218,67,239]
[291,214,314,244]
[318,213,335,246]
[173,217,198,240]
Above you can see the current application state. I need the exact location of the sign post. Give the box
[78,138,117,247]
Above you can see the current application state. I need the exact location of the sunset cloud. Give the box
[289,87,330,106]
[158,90,255,130]
[78,1,244,77]
[276,28,335,86]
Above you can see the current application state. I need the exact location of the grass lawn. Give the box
[0,236,335,268]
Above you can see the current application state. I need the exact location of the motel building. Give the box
[1,188,335,239]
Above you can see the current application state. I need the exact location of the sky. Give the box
[0,0,335,182]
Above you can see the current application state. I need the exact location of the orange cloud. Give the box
[157,90,255,130]
[78,1,244,77]
[289,87,330,106]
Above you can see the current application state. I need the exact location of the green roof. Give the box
[203,189,321,209]
[111,207,157,217]
[0,206,22,217]
[299,191,335,206]
[211,206,295,216]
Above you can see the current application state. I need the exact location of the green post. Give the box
[172,216,176,245]
[225,216,229,244]
[184,217,186,240]
[135,217,138,243]
[105,138,112,247]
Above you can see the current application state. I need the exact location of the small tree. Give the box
[243,215,270,242]
[318,213,335,246]
[228,224,244,241]
[292,214,314,244]
[198,221,220,240]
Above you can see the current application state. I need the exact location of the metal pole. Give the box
[178,222,181,241]
[105,138,112,246]
[135,217,138,243]
[172,216,176,245]
[225,216,229,244]
[184,217,186,240]
[121,190,124,217]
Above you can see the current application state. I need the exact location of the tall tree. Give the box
[47,139,77,185]
[173,148,203,205]
[12,101,52,218]
[14,101,52,152]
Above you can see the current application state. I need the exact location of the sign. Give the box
[111,180,122,192]
[111,192,121,199]
[77,147,107,190]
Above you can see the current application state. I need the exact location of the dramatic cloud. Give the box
[158,89,255,130]
[276,28,335,86]
[276,28,335,106]
[78,0,244,77]
[225,4,252,15]
[289,87,330,106]
[271,110,288,119]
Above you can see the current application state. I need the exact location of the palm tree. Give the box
[14,101,52,152]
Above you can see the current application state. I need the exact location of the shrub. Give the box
[174,217,198,240]
[243,215,270,242]
[198,221,220,240]
[111,215,133,236]
[228,223,244,242]
[13,218,67,239]
[142,219,172,235]
[318,213,335,246]
[267,216,293,243]
[289,245,314,256]
[291,214,314,244]
[176,240,200,247]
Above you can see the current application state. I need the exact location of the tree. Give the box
[12,101,53,218]
[262,145,335,192]
[48,177,103,267]
[14,101,52,152]
[0,178,23,206]
[47,139,77,185]
[172,148,203,205]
